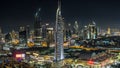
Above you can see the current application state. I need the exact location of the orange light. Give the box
[88,59,94,65]
[12,39,19,45]
[16,54,22,58]
[41,41,47,47]
[16,54,25,58]
[27,41,34,47]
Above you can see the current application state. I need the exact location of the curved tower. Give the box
[34,8,42,46]
[55,0,64,61]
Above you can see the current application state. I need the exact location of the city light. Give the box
[0,0,120,68]
[88,59,94,65]
[16,54,25,58]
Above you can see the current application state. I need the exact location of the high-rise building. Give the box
[26,25,30,41]
[74,21,79,34]
[0,27,2,34]
[10,30,19,40]
[83,26,88,40]
[34,8,42,46]
[5,33,11,42]
[0,27,5,44]
[83,21,97,39]
[19,26,25,32]
[42,25,47,39]
[47,27,54,47]
[107,27,111,35]
[19,29,27,44]
[19,26,31,46]
[55,0,64,61]
[66,23,72,39]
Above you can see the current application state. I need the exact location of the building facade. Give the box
[55,0,64,61]
[34,8,42,46]
[83,22,97,40]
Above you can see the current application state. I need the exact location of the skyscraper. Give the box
[74,21,79,34]
[34,8,42,46]
[19,26,25,32]
[19,29,26,45]
[83,21,97,40]
[0,27,5,44]
[26,25,30,41]
[47,27,54,47]
[55,0,64,61]
[42,25,47,39]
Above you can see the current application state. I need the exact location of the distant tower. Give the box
[55,0,64,61]
[87,21,97,39]
[67,23,72,38]
[0,27,5,44]
[19,29,27,45]
[74,21,79,34]
[19,26,25,32]
[107,27,111,35]
[11,30,18,39]
[0,27,2,33]
[83,21,97,40]
[34,8,42,46]
[26,25,30,42]
[42,25,47,39]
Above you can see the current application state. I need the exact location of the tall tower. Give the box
[74,21,79,34]
[107,27,111,35]
[87,21,97,39]
[34,8,42,46]
[0,27,4,43]
[0,27,2,34]
[55,0,64,61]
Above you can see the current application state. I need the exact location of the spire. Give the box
[35,8,41,17]
[55,0,64,62]
[58,0,61,15]
[58,0,61,9]
[92,21,96,25]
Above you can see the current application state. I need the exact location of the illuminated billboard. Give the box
[16,54,25,58]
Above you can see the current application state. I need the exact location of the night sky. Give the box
[0,0,120,33]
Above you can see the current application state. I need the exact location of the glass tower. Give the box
[55,0,64,61]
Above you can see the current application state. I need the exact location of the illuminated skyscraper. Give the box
[55,0,64,61]
[34,8,42,46]
[47,27,54,47]
[26,25,30,40]
[0,27,5,44]
[10,30,18,40]
[5,33,11,42]
[74,21,79,34]
[87,21,97,39]
[107,27,111,35]
[19,26,25,32]
[66,23,72,39]
[19,29,26,45]
[42,25,47,39]
[83,21,97,40]
[0,27,2,34]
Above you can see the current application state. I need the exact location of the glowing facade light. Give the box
[16,54,25,58]
[16,54,22,58]
[88,59,94,65]
[55,0,64,61]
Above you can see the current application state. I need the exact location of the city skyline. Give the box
[1,0,120,68]
[0,0,120,32]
